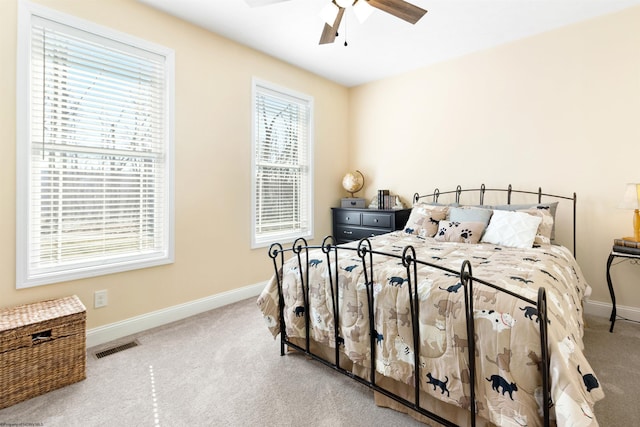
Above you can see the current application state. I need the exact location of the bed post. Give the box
[538,287,551,427]
[402,245,422,408]
[268,242,286,356]
[321,236,341,367]
[292,237,311,353]
[573,192,577,258]
[460,260,477,426]
[357,238,377,386]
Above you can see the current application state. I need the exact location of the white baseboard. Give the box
[86,288,637,349]
[86,281,267,348]
[583,298,640,323]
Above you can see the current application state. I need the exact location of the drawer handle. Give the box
[345,216,350,221]
[343,230,353,235]
[374,219,379,223]
[32,330,52,344]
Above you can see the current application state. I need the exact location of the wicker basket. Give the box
[0,295,86,409]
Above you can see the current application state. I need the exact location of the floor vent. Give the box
[94,340,140,359]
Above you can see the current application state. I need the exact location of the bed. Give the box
[257,185,603,427]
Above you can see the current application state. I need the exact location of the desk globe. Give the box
[342,171,364,197]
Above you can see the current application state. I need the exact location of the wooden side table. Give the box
[606,248,640,332]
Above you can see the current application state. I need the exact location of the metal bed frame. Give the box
[267,185,578,427]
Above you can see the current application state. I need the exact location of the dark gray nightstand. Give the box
[331,207,410,244]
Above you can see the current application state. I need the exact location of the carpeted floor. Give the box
[582,314,640,426]
[0,297,637,426]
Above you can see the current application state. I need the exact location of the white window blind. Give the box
[251,80,313,248]
[17,2,174,288]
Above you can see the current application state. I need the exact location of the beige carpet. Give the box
[582,314,640,426]
[0,297,637,426]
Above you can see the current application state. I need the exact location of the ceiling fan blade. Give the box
[367,0,427,24]
[319,6,345,45]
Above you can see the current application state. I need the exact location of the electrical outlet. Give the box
[94,290,108,308]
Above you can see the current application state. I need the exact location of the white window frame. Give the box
[251,78,314,249]
[16,1,175,288]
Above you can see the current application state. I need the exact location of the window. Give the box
[16,1,175,288]
[251,79,313,248]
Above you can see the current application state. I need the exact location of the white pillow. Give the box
[480,210,542,249]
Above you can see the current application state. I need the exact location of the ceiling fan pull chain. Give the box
[344,16,348,47]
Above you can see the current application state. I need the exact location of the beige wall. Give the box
[2,0,639,331]
[349,7,640,308]
[0,0,349,328]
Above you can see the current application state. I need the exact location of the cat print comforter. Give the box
[257,231,604,427]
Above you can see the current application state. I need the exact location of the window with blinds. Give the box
[16,2,175,288]
[251,79,314,248]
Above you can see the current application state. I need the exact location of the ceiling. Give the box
[137,0,640,87]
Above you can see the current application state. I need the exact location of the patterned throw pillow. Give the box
[404,203,449,238]
[434,221,486,244]
[449,206,493,238]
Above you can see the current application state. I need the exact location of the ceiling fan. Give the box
[244,0,428,45]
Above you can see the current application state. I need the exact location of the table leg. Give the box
[606,253,616,332]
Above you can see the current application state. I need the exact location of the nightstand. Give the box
[606,247,640,332]
[331,207,411,244]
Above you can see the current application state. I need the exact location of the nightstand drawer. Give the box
[334,211,361,226]
[362,212,391,228]
[335,226,386,241]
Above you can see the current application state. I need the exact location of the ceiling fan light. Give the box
[352,0,374,23]
[335,0,352,8]
[320,3,340,26]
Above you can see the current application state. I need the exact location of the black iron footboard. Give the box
[268,236,551,427]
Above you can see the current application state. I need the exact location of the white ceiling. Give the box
[137,0,640,87]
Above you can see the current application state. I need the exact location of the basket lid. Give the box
[0,295,86,332]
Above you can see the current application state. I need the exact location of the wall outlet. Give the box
[94,289,108,308]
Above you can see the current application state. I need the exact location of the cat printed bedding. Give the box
[257,229,603,427]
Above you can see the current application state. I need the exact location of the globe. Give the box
[342,170,364,197]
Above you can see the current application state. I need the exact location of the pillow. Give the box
[518,208,553,245]
[415,201,460,208]
[449,207,493,227]
[480,210,542,249]
[413,201,460,219]
[403,203,448,238]
[493,202,558,240]
[434,221,486,244]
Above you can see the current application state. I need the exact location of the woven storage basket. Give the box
[0,295,86,409]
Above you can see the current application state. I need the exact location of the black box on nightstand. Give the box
[341,198,366,208]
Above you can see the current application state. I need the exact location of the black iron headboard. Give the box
[413,184,577,258]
